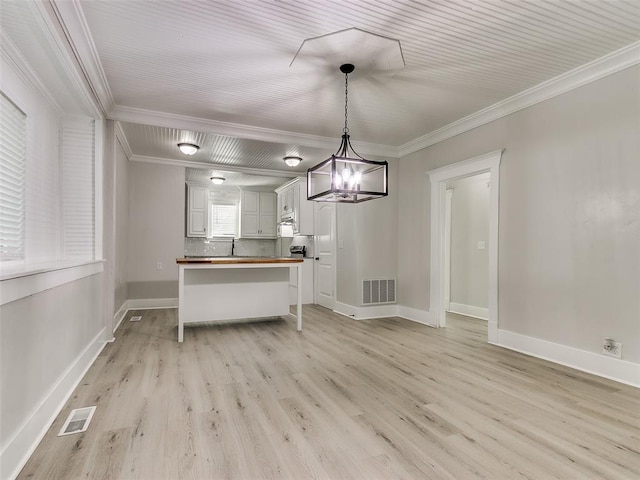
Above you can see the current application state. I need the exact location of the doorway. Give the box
[445,172,491,320]
[427,149,503,343]
[314,202,336,310]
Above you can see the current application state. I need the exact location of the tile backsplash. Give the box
[184,238,276,257]
[185,236,314,258]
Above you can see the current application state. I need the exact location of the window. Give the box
[61,117,95,259]
[0,92,26,261]
[209,203,237,237]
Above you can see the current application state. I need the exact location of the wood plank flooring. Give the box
[18,307,640,479]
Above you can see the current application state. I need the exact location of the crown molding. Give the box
[109,105,401,158]
[131,155,297,178]
[49,0,115,116]
[114,121,133,159]
[0,30,64,115]
[399,41,640,158]
[29,0,104,118]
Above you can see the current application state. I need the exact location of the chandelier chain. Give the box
[343,71,349,134]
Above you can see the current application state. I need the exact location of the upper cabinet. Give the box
[239,190,276,238]
[186,183,208,237]
[275,177,313,236]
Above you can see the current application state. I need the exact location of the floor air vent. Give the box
[58,406,96,436]
[362,279,396,305]
[130,315,142,322]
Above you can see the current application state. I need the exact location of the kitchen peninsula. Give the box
[176,256,304,342]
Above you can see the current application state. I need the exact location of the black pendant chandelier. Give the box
[307,64,388,203]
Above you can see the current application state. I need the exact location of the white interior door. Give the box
[314,202,336,310]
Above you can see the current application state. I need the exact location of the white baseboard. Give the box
[496,329,640,388]
[397,305,436,327]
[111,299,178,335]
[126,298,178,310]
[448,302,489,320]
[334,301,398,320]
[333,302,436,327]
[1,328,107,480]
[112,301,128,333]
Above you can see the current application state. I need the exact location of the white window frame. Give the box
[0,49,104,305]
[208,201,238,238]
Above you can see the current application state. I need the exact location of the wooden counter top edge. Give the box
[176,257,304,265]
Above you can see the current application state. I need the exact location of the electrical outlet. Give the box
[602,338,622,359]
[156,261,163,270]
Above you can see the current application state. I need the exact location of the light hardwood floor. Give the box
[18,307,640,479]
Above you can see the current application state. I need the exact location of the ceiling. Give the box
[4,1,640,176]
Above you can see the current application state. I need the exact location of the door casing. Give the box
[427,149,503,343]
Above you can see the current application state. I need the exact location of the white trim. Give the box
[427,149,503,343]
[396,305,436,327]
[112,300,129,334]
[495,329,640,388]
[399,41,640,157]
[0,261,104,305]
[111,298,178,336]
[333,301,398,320]
[48,0,115,115]
[114,122,133,159]
[334,301,436,327]
[0,327,107,480]
[131,155,297,178]
[31,0,104,118]
[448,302,489,321]
[443,188,453,311]
[0,30,63,115]
[126,298,178,310]
[111,105,400,158]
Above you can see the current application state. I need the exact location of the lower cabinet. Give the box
[289,258,314,305]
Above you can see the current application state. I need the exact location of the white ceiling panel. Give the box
[8,0,639,171]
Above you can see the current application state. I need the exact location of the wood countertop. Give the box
[176,256,303,265]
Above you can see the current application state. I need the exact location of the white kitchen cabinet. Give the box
[186,183,208,237]
[240,190,276,238]
[275,177,314,236]
[289,258,314,304]
[281,187,294,215]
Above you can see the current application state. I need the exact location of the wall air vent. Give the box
[58,406,96,436]
[362,278,396,305]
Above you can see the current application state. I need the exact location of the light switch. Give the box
[156,261,163,270]
[477,241,486,250]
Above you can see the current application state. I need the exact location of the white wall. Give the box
[449,174,490,311]
[127,161,185,299]
[0,275,104,479]
[0,34,107,479]
[336,158,399,308]
[398,65,640,364]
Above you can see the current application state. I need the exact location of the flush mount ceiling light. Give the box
[307,64,388,203]
[210,175,225,185]
[177,143,199,155]
[283,156,302,167]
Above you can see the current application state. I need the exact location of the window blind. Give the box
[209,204,237,237]
[0,92,26,261]
[61,117,95,259]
